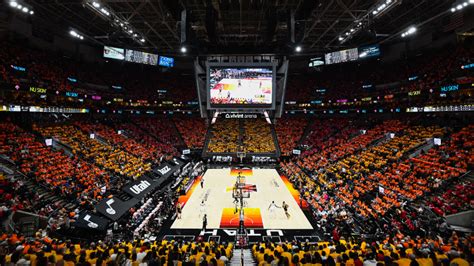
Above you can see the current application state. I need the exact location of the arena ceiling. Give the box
[13,0,459,54]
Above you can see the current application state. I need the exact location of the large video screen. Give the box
[125,49,158,65]
[209,67,273,106]
[325,48,358,65]
[158,56,174,67]
[309,57,325,67]
[104,46,125,60]
[359,44,381,58]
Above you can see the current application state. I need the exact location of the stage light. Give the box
[140,38,145,43]
[372,10,378,15]
[451,7,456,12]
[401,26,417,38]
[29,10,34,15]
[338,36,344,41]
[463,2,468,6]
[92,1,100,8]
[133,33,137,37]
[69,30,84,40]
[22,7,28,13]
[100,8,110,16]
[456,4,463,10]
[9,1,18,8]
[345,32,349,36]
[350,28,354,32]
[470,0,474,4]
[181,46,187,53]
[295,46,302,52]
[16,4,22,9]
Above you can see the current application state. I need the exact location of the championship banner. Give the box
[95,196,139,221]
[122,176,156,199]
[75,212,109,231]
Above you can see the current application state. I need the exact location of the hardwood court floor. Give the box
[171,168,313,230]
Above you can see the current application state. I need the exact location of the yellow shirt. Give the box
[450,258,469,266]
[396,258,411,266]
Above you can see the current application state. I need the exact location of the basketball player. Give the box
[176,203,182,219]
[202,214,207,232]
[268,201,280,218]
[282,201,290,219]
[200,200,206,218]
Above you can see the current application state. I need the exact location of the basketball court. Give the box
[171,168,313,230]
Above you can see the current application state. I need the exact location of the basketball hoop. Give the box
[237,152,246,163]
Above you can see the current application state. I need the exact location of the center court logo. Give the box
[130,180,151,195]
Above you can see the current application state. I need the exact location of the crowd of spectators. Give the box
[112,122,177,162]
[426,179,473,217]
[207,118,279,154]
[35,123,150,181]
[174,117,207,149]
[134,117,182,152]
[285,45,474,103]
[280,117,472,239]
[1,122,109,208]
[1,234,234,266]
[275,117,308,156]
[0,40,196,102]
[207,119,240,153]
[75,122,161,163]
[242,119,276,153]
[252,233,471,266]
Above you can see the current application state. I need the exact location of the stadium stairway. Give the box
[269,123,281,157]
[201,123,214,156]
[230,248,256,265]
[170,120,186,146]
[1,154,77,212]
[51,138,75,158]
[296,118,314,146]
[405,139,435,159]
